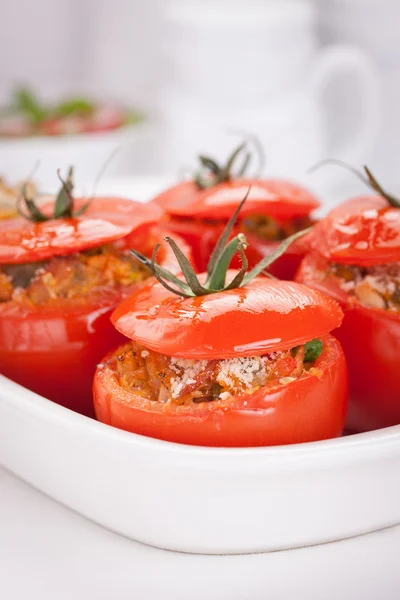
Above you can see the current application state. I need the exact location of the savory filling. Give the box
[0,244,150,305]
[241,214,313,241]
[109,340,324,405]
[330,262,400,311]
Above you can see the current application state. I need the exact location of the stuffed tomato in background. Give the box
[0,169,188,417]
[152,141,320,280]
[296,166,400,432]
[94,210,348,447]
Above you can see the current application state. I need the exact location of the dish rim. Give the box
[2,374,399,470]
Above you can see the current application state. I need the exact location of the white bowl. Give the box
[0,374,399,555]
[0,122,153,190]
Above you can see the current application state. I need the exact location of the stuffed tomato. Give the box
[152,142,320,279]
[0,169,188,417]
[94,215,347,447]
[296,168,400,432]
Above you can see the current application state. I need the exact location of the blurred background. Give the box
[0,0,398,198]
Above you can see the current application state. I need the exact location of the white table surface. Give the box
[1,466,399,600]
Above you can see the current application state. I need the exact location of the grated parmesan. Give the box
[216,356,267,393]
[169,357,208,399]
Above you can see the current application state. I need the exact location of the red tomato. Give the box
[0,196,190,416]
[0,197,162,264]
[96,272,347,446]
[153,179,319,221]
[296,252,400,432]
[112,274,343,359]
[94,335,347,447]
[309,196,400,266]
[153,179,319,277]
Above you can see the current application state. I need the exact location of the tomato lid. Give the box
[0,197,163,264]
[112,274,343,359]
[311,196,400,266]
[153,179,320,222]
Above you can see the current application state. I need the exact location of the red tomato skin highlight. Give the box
[296,252,400,431]
[93,335,347,447]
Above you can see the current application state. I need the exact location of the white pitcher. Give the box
[160,0,380,190]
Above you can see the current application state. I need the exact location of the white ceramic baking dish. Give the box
[0,374,399,555]
[1,176,399,554]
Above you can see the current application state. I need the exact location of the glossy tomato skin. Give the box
[0,294,128,417]
[112,273,343,359]
[296,252,400,431]
[0,227,191,417]
[93,335,347,447]
[309,195,400,266]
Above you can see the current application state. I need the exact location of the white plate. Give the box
[0,177,399,555]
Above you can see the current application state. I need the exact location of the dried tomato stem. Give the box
[309,159,400,209]
[130,189,309,297]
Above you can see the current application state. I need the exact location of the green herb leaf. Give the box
[304,339,323,362]
[54,98,94,118]
[14,87,47,124]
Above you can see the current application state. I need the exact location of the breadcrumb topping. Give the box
[112,341,315,406]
